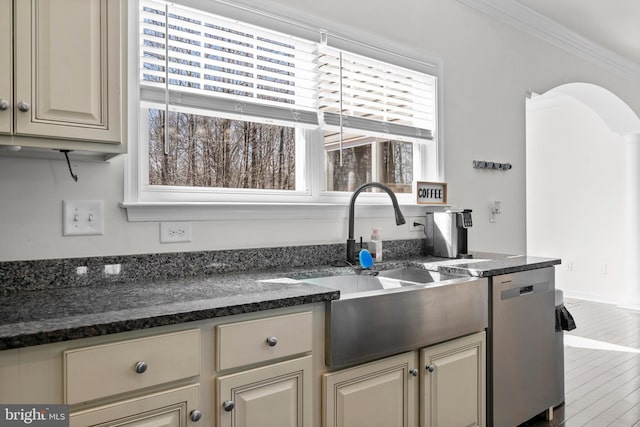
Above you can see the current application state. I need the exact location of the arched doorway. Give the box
[526,82,640,308]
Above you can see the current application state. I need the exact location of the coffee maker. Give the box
[425,209,473,258]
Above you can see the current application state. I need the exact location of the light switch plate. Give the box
[63,200,104,236]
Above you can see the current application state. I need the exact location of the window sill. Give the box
[120,201,449,222]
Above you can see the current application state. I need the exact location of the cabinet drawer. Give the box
[217,311,312,371]
[70,384,200,427]
[64,329,200,404]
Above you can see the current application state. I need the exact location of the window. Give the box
[146,110,297,190]
[324,133,414,193]
[126,0,440,214]
[318,46,435,195]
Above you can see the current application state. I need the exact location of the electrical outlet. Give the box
[409,217,426,232]
[63,200,104,236]
[160,222,192,243]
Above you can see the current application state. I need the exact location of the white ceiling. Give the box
[514,0,640,64]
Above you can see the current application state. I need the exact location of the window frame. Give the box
[122,0,445,221]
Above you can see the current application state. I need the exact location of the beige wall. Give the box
[1,0,638,261]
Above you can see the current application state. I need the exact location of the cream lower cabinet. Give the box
[217,356,312,427]
[420,332,486,427]
[215,311,315,427]
[323,352,419,427]
[70,384,201,427]
[322,332,486,427]
[0,306,322,427]
[65,329,203,426]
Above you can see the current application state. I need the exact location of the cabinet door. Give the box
[420,332,485,427]
[0,0,11,135]
[70,384,200,427]
[13,0,121,143]
[217,356,312,427]
[323,352,418,427]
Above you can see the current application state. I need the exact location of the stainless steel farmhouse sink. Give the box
[301,267,488,368]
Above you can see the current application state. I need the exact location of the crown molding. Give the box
[458,0,640,82]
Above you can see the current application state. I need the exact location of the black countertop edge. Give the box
[0,290,339,351]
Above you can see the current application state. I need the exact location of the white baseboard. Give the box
[561,289,620,306]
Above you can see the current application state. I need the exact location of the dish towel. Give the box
[555,305,576,331]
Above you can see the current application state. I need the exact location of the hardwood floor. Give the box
[520,299,640,427]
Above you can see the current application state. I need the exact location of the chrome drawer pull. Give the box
[223,400,235,412]
[190,409,202,422]
[134,361,148,374]
[266,336,278,347]
[17,101,30,112]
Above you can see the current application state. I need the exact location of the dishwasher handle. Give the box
[519,285,534,295]
[500,281,550,300]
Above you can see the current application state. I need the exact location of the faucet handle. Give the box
[346,238,357,264]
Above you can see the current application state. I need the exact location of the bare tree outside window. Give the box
[326,146,371,192]
[148,110,296,190]
[325,135,413,193]
[380,141,413,193]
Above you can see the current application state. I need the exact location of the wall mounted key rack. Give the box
[473,160,513,170]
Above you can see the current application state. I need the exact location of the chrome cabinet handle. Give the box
[17,101,30,112]
[266,336,278,347]
[0,99,8,111]
[134,361,148,374]
[190,409,202,422]
[409,368,418,377]
[222,400,235,412]
[426,364,435,373]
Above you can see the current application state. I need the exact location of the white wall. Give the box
[1,0,639,261]
[526,97,626,304]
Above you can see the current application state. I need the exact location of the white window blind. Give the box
[139,0,319,125]
[318,46,435,141]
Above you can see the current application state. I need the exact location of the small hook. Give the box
[60,150,78,182]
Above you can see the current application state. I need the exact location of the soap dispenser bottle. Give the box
[369,227,383,262]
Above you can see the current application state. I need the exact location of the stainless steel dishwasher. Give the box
[489,267,558,427]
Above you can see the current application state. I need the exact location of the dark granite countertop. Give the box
[415,252,562,277]
[0,248,560,351]
[0,268,342,351]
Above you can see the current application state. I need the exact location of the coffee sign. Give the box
[415,181,447,205]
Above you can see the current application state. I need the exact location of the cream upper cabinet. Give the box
[323,351,418,427]
[217,356,312,427]
[14,0,121,142]
[420,332,486,427]
[0,0,12,135]
[0,0,125,156]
